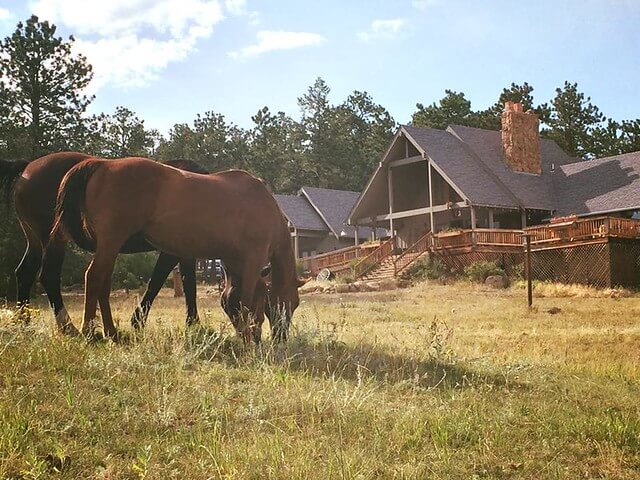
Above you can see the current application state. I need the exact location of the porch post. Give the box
[521,210,527,228]
[470,206,477,246]
[427,159,435,233]
[293,228,300,259]
[488,208,495,229]
[388,167,395,245]
[354,226,359,246]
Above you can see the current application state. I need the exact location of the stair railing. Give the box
[393,231,433,276]
[352,238,394,279]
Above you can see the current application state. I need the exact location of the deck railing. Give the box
[472,228,523,246]
[352,238,394,279]
[430,229,523,250]
[394,232,433,276]
[302,244,364,274]
[609,217,640,237]
[432,231,474,249]
[525,216,640,244]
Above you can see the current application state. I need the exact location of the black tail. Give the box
[50,159,103,251]
[0,159,29,205]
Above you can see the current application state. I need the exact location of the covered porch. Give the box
[348,129,547,249]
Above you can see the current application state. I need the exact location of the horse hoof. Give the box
[130,308,147,330]
[101,325,121,342]
[61,323,80,337]
[186,315,200,327]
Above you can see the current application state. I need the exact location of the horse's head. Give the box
[220,264,306,343]
[266,274,307,343]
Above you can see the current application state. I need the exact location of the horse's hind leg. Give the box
[15,242,41,309]
[179,258,199,327]
[14,221,42,317]
[98,264,117,340]
[40,236,78,335]
[83,243,120,339]
[131,252,178,329]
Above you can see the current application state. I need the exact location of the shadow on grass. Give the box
[182,324,527,392]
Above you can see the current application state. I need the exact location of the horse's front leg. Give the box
[131,252,178,329]
[179,258,199,327]
[238,267,261,346]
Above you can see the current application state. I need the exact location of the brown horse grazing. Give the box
[0,152,207,334]
[219,264,284,343]
[51,157,302,343]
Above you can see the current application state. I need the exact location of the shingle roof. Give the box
[300,186,386,239]
[447,125,577,211]
[402,125,519,208]
[554,151,640,216]
[274,194,328,232]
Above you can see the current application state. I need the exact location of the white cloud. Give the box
[228,30,325,59]
[0,7,11,21]
[224,0,260,25]
[29,0,225,90]
[225,0,246,15]
[358,18,406,41]
[412,0,438,11]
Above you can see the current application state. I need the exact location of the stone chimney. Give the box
[501,101,542,175]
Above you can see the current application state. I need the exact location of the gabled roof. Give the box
[554,151,640,216]
[300,187,386,239]
[276,188,385,239]
[274,194,328,232]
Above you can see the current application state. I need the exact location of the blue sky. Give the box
[0,0,639,134]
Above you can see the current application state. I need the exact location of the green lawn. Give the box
[1,282,639,479]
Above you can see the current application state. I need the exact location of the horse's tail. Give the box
[50,159,103,251]
[0,159,29,205]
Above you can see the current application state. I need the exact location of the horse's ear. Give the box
[297,277,310,288]
[260,265,271,277]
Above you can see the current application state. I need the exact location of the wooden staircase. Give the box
[352,233,434,281]
[360,255,398,281]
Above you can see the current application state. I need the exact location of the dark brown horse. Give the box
[51,157,301,343]
[0,152,207,334]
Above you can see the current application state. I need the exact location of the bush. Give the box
[401,255,448,281]
[296,258,305,276]
[61,245,92,287]
[464,261,504,283]
[336,274,355,284]
[60,248,159,291]
[112,252,159,290]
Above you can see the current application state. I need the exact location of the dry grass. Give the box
[1,282,640,479]
[513,280,634,298]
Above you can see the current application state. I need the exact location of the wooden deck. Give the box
[301,217,640,281]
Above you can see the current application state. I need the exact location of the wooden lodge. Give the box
[300,102,640,288]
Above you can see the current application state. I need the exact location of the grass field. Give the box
[1,281,640,479]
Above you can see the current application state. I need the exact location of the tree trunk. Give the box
[173,269,184,297]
